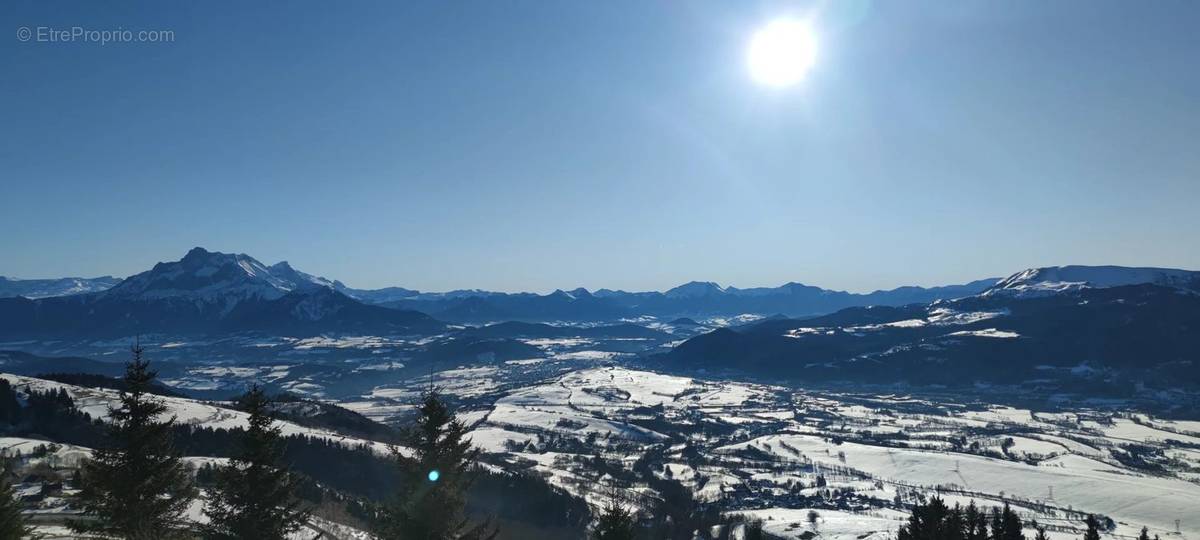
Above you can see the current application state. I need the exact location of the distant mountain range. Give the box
[377,279,1003,323]
[307,266,1004,322]
[661,265,1200,391]
[4,248,1197,366]
[0,275,121,299]
[0,247,1003,324]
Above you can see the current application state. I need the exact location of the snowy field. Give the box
[449,367,1200,540]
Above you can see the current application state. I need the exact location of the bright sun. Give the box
[747,18,817,88]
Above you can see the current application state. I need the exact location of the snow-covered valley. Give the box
[6,355,1199,539]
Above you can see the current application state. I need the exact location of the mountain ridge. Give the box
[661,276,1200,391]
[0,275,122,299]
[3,246,1007,303]
[5,248,1197,328]
[983,265,1200,298]
[0,248,443,338]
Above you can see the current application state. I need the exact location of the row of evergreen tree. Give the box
[67,345,314,539]
[895,496,1159,540]
[587,481,1159,540]
[0,344,502,539]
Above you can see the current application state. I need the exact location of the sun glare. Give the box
[747,18,817,88]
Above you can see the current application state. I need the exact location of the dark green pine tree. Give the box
[899,498,998,540]
[991,507,1005,540]
[0,380,21,426]
[996,504,1025,540]
[1137,527,1151,540]
[945,504,967,540]
[1083,515,1102,540]
[375,389,496,540]
[743,518,766,540]
[898,496,952,540]
[965,501,989,540]
[0,457,32,540]
[1032,521,1050,540]
[203,384,310,540]
[644,479,720,540]
[72,343,196,539]
[591,488,636,540]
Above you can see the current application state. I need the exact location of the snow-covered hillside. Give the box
[0,373,396,456]
[985,265,1200,297]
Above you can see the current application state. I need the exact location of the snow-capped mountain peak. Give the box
[268,260,336,290]
[549,288,593,301]
[984,265,1200,297]
[103,247,318,306]
[664,281,727,298]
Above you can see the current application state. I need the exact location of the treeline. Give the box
[268,393,402,443]
[896,497,1159,540]
[36,371,187,397]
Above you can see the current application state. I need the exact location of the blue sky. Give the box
[4,1,1199,293]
